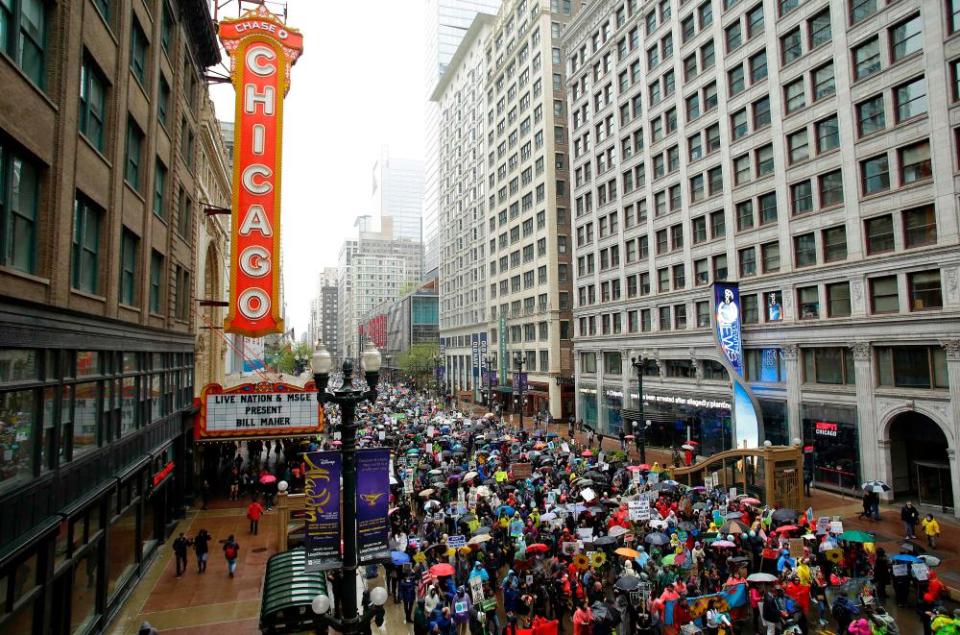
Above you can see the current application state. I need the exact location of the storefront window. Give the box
[802,403,860,490]
[876,345,948,389]
[802,347,854,385]
[150,375,162,421]
[141,493,157,559]
[701,360,728,381]
[106,502,138,599]
[580,352,597,374]
[76,351,99,377]
[602,391,623,436]
[71,542,100,633]
[642,393,732,456]
[745,348,786,383]
[760,400,789,445]
[578,387,597,428]
[603,352,621,374]
[121,376,137,436]
[73,382,98,456]
[0,350,39,382]
[0,389,36,488]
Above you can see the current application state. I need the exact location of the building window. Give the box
[853,37,881,80]
[738,246,756,277]
[710,210,725,238]
[781,28,802,64]
[739,294,758,324]
[865,215,894,254]
[158,75,171,126]
[895,76,927,122]
[809,9,831,48]
[898,141,931,184]
[819,170,843,207]
[130,17,149,84]
[784,78,805,113]
[124,118,144,191]
[794,232,816,267]
[696,301,710,327]
[823,226,847,263]
[745,348,785,382]
[857,95,885,136]
[119,228,138,306]
[153,160,167,218]
[908,270,942,311]
[791,180,812,215]
[149,251,164,314]
[797,285,819,319]
[674,304,687,329]
[826,282,851,317]
[713,254,728,280]
[876,346,948,389]
[951,0,960,34]
[815,115,840,153]
[736,201,754,231]
[861,154,890,194]
[658,306,671,331]
[787,129,808,164]
[174,265,190,321]
[869,276,898,313]
[803,347,855,384]
[177,187,191,238]
[72,196,102,294]
[79,57,107,151]
[850,0,877,24]
[2,0,46,87]
[750,50,768,82]
[0,144,41,274]
[761,241,780,273]
[903,204,936,248]
[890,14,922,61]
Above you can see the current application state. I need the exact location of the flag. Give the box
[664,583,748,625]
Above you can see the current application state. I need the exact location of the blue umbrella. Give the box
[391,551,411,565]
[891,554,919,563]
[497,505,516,517]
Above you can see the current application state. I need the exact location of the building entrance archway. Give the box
[888,411,953,512]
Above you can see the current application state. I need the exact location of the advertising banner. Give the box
[241,337,265,372]
[498,315,507,386]
[513,372,528,392]
[304,451,341,571]
[220,6,303,337]
[713,282,744,376]
[197,381,320,440]
[472,333,480,378]
[356,448,391,563]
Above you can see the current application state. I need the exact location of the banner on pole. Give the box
[356,448,391,563]
[304,451,342,571]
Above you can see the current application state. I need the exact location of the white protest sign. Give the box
[448,535,467,548]
[577,527,594,542]
[829,521,843,534]
[647,471,659,484]
[470,577,485,603]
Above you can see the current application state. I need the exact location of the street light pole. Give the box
[311,340,382,634]
[631,356,647,465]
[484,354,496,408]
[514,352,526,431]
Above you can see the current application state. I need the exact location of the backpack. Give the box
[225,544,238,559]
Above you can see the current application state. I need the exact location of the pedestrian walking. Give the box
[194,528,212,573]
[223,535,240,578]
[921,513,941,548]
[618,427,626,451]
[200,479,210,510]
[901,501,920,539]
[172,532,191,577]
[247,500,264,535]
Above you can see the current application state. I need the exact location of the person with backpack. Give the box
[223,535,240,578]
[193,528,212,573]
[247,500,264,535]
[172,533,191,577]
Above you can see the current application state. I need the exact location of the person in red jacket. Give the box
[247,500,264,535]
[572,600,594,635]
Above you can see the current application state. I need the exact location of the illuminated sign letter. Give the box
[219,6,303,337]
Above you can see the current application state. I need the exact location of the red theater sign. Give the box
[219,7,303,337]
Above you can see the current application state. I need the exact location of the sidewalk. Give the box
[108,498,278,635]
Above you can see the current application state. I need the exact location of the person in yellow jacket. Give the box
[795,559,811,586]
[922,513,941,548]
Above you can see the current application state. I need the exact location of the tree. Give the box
[396,343,439,385]
[276,342,313,375]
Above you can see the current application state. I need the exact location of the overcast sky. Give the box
[210,0,426,338]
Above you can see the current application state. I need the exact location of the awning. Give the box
[259,547,329,633]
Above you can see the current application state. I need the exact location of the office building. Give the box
[372,148,425,243]
[434,13,496,405]
[0,0,221,630]
[362,280,440,373]
[482,0,581,419]
[565,0,960,513]
[424,0,504,279]
[337,219,423,361]
[309,267,340,362]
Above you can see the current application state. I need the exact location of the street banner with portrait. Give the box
[712,282,762,449]
[356,448,391,563]
[304,451,342,571]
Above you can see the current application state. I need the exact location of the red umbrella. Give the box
[331,440,342,447]
[429,563,455,577]
[626,465,643,472]
[582,450,593,457]
[259,474,277,484]
[526,543,549,555]
[638,464,651,471]
[775,525,799,534]
[624,435,635,440]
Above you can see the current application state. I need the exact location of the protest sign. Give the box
[448,535,467,549]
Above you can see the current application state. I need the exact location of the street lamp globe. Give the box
[311,593,331,615]
[361,341,382,373]
[369,586,388,606]
[311,341,333,375]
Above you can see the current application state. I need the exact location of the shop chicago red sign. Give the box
[219,6,303,337]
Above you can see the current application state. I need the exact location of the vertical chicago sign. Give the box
[219,7,303,337]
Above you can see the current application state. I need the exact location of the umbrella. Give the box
[468,534,492,545]
[593,535,618,547]
[645,532,669,546]
[681,444,695,451]
[839,530,875,543]
[662,553,687,566]
[608,525,629,538]
[637,464,651,471]
[476,485,492,497]
[417,488,435,498]
[582,450,593,457]
[424,500,442,511]
[615,576,642,591]
[473,526,491,535]
[429,563,455,577]
[497,505,516,517]
[391,551,411,565]
[648,519,668,530]
[862,480,891,493]
[919,554,941,567]
[331,440,342,447]
[626,465,643,472]
[540,512,557,522]
[712,540,737,548]
[747,572,778,583]
[615,547,640,558]
[891,554,919,563]
[720,520,749,534]
[259,474,277,485]
[771,508,798,522]
[526,543,549,555]
[774,525,799,534]
[724,511,744,520]
[740,497,761,506]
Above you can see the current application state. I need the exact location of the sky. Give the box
[209,0,426,338]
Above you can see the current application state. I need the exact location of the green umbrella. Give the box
[662,553,677,565]
[839,530,875,543]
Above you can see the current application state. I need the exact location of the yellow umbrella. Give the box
[615,547,641,559]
